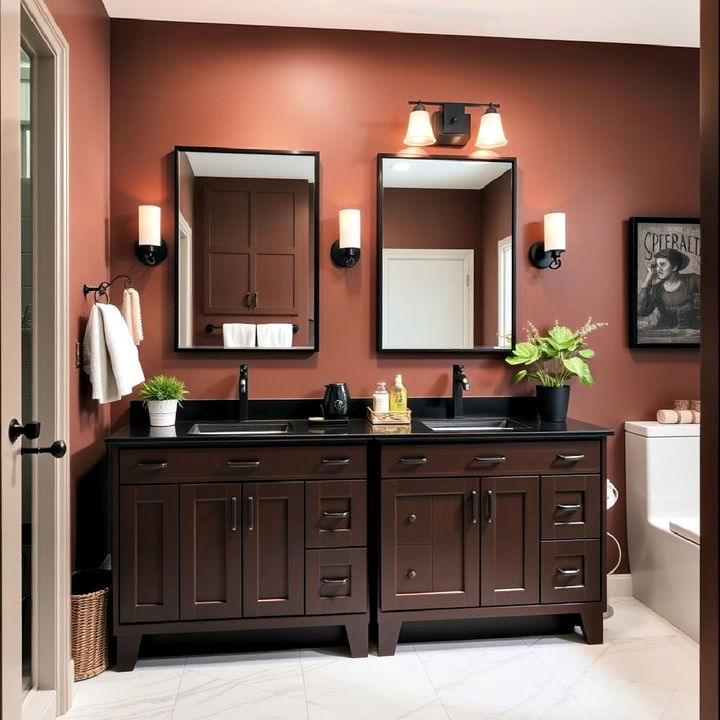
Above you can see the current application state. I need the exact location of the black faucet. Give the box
[452,364,470,418]
[238,364,249,422]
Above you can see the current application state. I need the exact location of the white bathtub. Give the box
[625,421,699,641]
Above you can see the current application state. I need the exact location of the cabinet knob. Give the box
[406,569,417,580]
[408,514,417,523]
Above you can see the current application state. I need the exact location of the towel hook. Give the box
[83,274,133,304]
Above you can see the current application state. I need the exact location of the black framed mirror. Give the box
[174,146,320,352]
[377,154,516,353]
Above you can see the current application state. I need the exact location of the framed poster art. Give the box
[628,216,701,348]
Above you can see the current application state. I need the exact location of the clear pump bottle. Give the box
[373,382,389,412]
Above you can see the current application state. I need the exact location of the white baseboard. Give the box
[607,573,633,599]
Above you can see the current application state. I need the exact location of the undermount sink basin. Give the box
[420,418,530,432]
[188,421,293,435]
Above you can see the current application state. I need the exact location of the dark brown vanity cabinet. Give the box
[111,444,369,671]
[377,440,606,655]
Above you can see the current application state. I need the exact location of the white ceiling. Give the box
[185,151,316,180]
[100,0,699,48]
[382,158,511,190]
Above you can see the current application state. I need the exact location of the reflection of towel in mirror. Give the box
[223,323,256,348]
[122,288,143,345]
[82,303,145,404]
[257,323,293,348]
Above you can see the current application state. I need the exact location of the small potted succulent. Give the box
[505,318,607,422]
[138,375,189,427]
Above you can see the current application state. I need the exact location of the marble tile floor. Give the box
[61,598,698,720]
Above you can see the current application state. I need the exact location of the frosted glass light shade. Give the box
[403,109,436,147]
[544,212,566,252]
[475,111,508,149]
[339,209,361,249]
[138,205,161,247]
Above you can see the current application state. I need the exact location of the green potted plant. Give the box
[138,375,189,427]
[505,318,607,422]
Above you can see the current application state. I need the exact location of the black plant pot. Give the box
[536,385,570,423]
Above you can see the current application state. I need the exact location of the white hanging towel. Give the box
[121,288,144,345]
[222,323,256,348]
[257,323,293,348]
[82,303,145,404]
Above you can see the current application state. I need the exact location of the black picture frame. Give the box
[628,216,701,348]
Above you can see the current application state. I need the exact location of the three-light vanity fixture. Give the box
[529,212,566,269]
[331,208,362,268]
[403,100,509,149]
[135,204,167,266]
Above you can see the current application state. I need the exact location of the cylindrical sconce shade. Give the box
[475,110,508,149]
[138,205,161,247]
[339,209,361,249]
[544,212,566,251]
[403,108,436,147]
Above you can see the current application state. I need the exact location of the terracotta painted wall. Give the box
[109,21,700,573]
[44,0,110,569]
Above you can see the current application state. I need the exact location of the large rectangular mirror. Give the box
[377,154,516,353]
[175,146,319,351]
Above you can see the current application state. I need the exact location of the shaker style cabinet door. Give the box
[380,477,480,611]
[118,485,179,624]
[480,476,540,606]
[242,481,305,617]
[179,484,243,620]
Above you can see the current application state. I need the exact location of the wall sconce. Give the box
[135,204,167,266]
[529,212,566,269]
[403,100,509,149]
[331,209,361,268]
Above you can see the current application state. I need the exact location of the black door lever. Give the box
[8,418,41,443]
[21,440,67,459]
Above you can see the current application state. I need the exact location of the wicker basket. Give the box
[71,570,111,680]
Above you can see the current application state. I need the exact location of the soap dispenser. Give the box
[389,374,407,412]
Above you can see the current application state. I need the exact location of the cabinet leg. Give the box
[345,620,369,658]
[377,619,402,656]
[579,608,604,645]
[116,634,142,672]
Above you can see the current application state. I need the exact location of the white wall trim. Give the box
[607,573,634,599]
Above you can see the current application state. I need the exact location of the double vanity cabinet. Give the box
[107,416,610,670]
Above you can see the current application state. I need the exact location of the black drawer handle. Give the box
[406,569,417,579]
[399,457,427,465]
[471,491,478,524]
[136,462,168,470]
[321,458,351,465]
[487,489,494,524]
[556,454,585,462]
[231,497,238,532]
[322,511,350,518]
[408,513,417,523]
[557,567,581,576]
[321,577,349,585]
[227,460,261,468]
[556,503,582,511]
[473,456,507,463]
[247,496,254,531]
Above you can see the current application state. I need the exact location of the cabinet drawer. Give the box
[119,446,366,484]
[381,442,600,478]
[305,548,367,615]
[541,475,602,540]
[540,540,601,604]
[306,480,366,548]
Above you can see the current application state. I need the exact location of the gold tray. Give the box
[367,407,412,425]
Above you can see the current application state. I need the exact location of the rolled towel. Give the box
[691,400,701,412]
[673,399,690,411]
[257,323,293,348]
[657,409,693,424]
[121,288,144,345]
[692,410,701,423]
[222,323,256,348]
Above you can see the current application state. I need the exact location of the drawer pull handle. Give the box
[322,511,350,518]
[321,458,351,465]
[471,491,478,524]
[487,489,494,524]
[247,496,254,531]
[227,460,261,468]
[136,462,168,470]
[557,567,581,576]
[231,497,238,532]
[399,457,427,465]
[556,503,582,512]
[473,456,506,463]
[556,454,585,462]
[407,569,417,580]
[321,577,349,585]
[408,514,417,523]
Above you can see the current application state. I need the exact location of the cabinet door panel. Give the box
[179,484,242,620]
[118,485,179,624]
[243,482,304,617]
[381,478,479,611]
[481,476,539,606]
[305,479,366,548]
[305,548,367,615]
[541,475,601,540]
[541,540,601,603]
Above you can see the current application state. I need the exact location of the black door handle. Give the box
[8,418,41,443]
[21,440,67,459]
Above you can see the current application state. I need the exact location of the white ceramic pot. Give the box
[146,399,178,427]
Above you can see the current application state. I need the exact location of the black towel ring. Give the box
[83,275,133,304]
